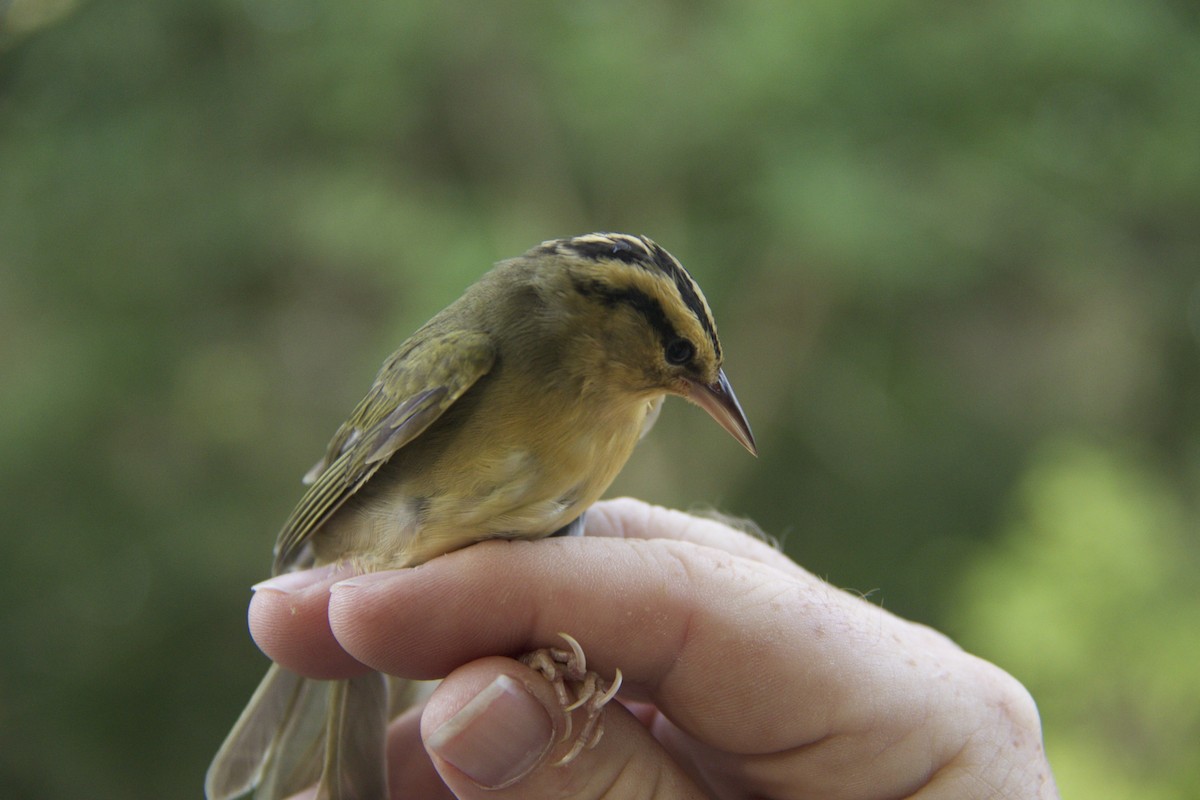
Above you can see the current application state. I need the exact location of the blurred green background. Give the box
[2,0,1198,797]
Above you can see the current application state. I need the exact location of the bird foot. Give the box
[520,632,622,765]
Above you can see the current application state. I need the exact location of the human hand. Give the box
[248,498,1059,799]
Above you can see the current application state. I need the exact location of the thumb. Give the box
[421,657,704,799]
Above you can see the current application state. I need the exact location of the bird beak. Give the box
[684,369,758,456]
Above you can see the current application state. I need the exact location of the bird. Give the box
[205,232,756,800]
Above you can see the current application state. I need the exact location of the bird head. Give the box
[532,233,757,456]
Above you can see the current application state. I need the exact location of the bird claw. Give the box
[520,632,622,765]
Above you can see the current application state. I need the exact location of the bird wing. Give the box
[272,329,496,573]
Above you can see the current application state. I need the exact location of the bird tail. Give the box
[205,665,389,800]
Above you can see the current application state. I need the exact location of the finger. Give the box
[248,565,369,678]
[326,532,908,753]
[587,497,805,577]
[325,523,995,800]
[383,704,457,800]
[246,498,789,680]
[421,657,705,799]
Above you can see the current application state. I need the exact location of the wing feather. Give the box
[273,330,495,573]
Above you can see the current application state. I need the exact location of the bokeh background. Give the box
[3,0,1198,797]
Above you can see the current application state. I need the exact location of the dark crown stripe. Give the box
[645,241,721,360]
[553,233,722,360]
[570,276,680,349]
[562,234,654,266]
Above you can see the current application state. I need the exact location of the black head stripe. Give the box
[645,241,721,360]
[563,234,652,266]
[554,233,723,360]
[570,276,680,349]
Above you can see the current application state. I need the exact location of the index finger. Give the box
[325,524,947,757]
[585,497,808,577]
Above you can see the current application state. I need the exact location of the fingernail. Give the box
[426,674,554,789]
[250,565,346,594]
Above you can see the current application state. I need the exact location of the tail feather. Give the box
[317,672,390,800]
[206,664,307,800]
[255,674,329,800]
[206,666,391,800]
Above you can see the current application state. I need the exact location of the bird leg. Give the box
[519,632,623,765]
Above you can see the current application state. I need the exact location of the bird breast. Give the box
[317,391,653,570]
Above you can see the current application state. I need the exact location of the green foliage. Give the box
[1,0,1197,797]
[954,441,1200,798]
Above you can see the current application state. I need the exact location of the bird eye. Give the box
[664,338,695,365]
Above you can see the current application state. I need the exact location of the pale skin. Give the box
[248,498,1060,800]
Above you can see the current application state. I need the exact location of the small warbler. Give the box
[205,233,756,800]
